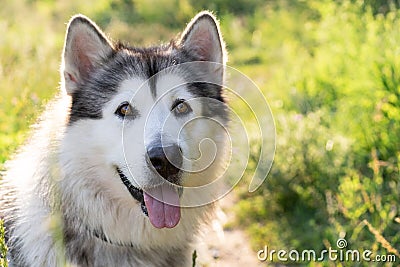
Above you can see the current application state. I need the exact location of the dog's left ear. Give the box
[179,11,227,65]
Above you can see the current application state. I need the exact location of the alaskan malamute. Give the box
[0,11,229,266]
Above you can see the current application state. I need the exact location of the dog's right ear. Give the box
[61,15,114,95]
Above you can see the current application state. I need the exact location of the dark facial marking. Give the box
[68,44,180,124]
[68,42,226,124]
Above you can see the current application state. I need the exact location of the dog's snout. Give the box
[146,144,182,183]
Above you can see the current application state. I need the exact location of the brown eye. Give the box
[176,102,188,113]
[115,102,133,118]
[172,99,192,115]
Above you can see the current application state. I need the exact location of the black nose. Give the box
[146,144,182,183]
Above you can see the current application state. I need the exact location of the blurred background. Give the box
[0,0,399,266]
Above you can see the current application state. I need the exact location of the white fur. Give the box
[2,84,225,265]
[1,11,229,266]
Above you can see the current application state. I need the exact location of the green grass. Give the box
[230,1,400,265]
[0,220,7,267]
[1,0,399,266]
[0,1,61,166]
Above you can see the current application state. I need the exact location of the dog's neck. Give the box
[90,226,136,247]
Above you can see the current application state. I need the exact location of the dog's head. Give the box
[60,12,228,231]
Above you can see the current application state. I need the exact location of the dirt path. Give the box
[195,193,263,267]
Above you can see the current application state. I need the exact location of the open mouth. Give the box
[116,167,181,229]
[116,167,148,216]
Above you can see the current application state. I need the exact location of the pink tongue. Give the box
[143,184,181,229]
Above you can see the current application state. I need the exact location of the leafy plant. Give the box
[0,220,8,267]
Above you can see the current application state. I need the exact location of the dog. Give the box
[0,11,229,266]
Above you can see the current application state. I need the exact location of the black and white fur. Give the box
[0,11,228,266]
